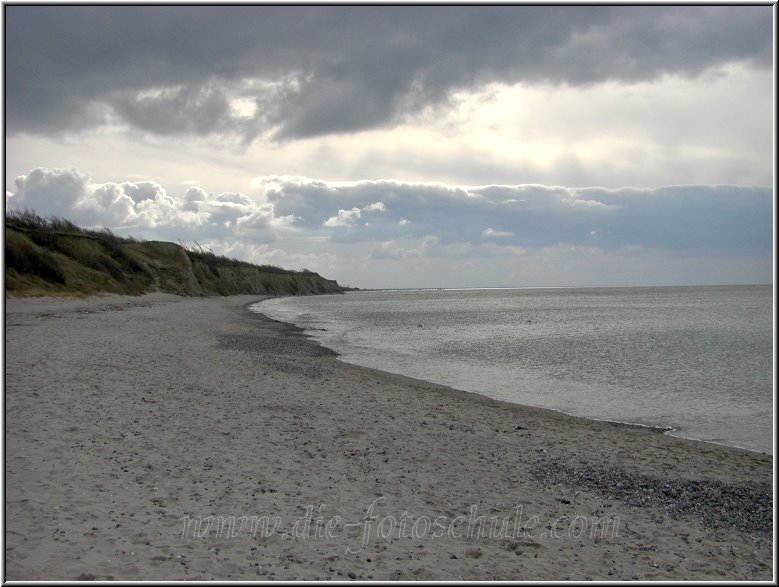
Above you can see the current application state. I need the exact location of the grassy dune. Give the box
[4,210,343,298]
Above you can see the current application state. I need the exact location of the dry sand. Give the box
[3,293,774,580]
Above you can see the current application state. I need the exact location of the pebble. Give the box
[218,335,335,377]
[530,459,771,533]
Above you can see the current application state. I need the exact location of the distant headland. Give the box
[5,209,345,298]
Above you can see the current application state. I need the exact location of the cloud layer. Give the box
[7,168,294,244]
[8,168,771,258]
[6,6,772,141]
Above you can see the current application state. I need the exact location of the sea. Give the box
[252,285,774,455]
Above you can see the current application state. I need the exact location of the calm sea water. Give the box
[254,285,774,454]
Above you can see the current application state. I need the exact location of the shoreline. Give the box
[249,300,677,436]
[5,293,773,580]
[251,297,772,457]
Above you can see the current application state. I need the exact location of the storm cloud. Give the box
[5,5,772,140]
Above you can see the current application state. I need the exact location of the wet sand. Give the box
[4,293,773,580]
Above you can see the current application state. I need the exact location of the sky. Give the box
[3,4,775,289]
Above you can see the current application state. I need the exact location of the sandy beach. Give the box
[4,293,773,580]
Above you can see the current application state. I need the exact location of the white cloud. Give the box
[6,167,295,242]
[11,167,90,218]
[363,201,387,212]
[323,207,362,227]
[368,240,420,261]
[483,227,515,238]
[182,186,208,211]
[84,183,141,225]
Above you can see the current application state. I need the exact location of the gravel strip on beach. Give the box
[530,459,772,534]
[217,334,338,357]
[217,334,336,378]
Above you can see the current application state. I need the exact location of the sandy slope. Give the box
[3,293,773,580]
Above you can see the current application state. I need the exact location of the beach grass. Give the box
[5,209,342,298]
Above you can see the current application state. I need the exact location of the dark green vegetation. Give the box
[4,209,343,297]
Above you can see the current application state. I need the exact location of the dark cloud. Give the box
[5,5,772,140]
[111,86,234,136]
